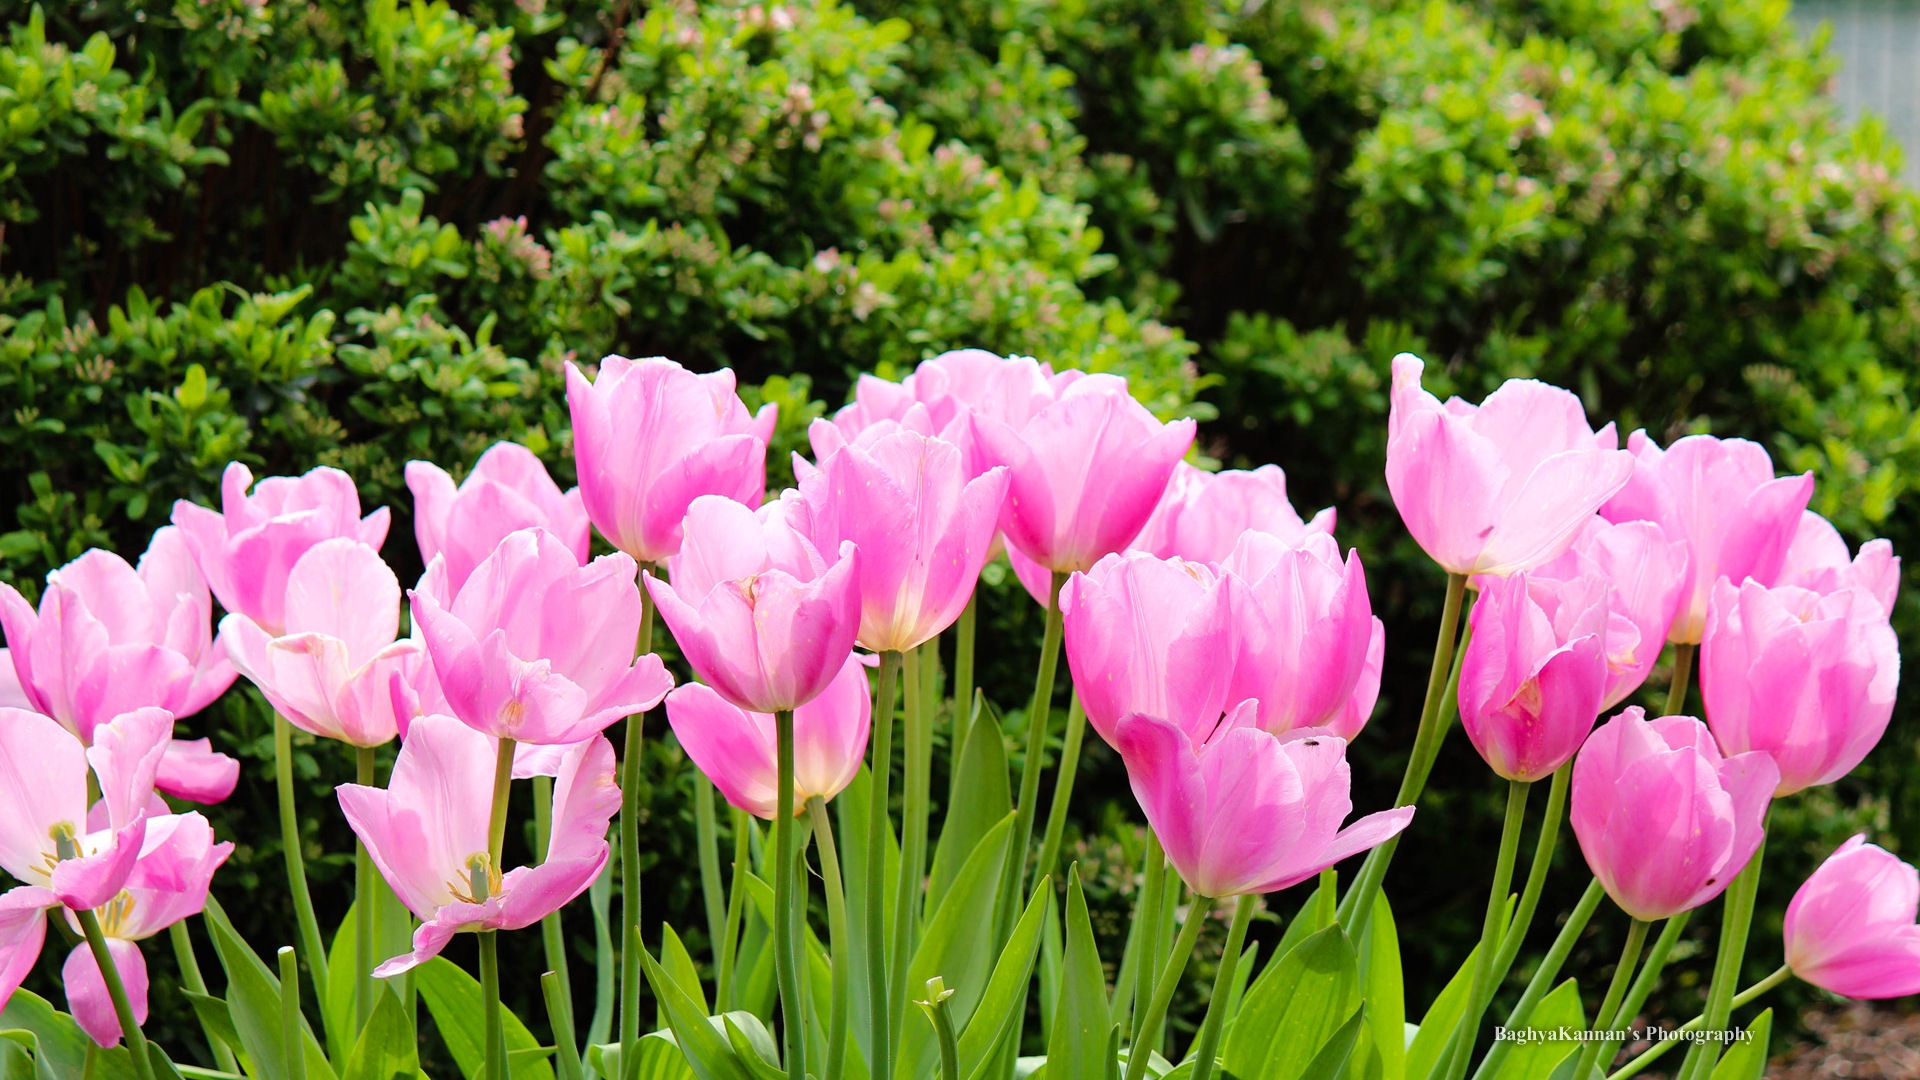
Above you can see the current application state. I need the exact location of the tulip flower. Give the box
[1783,835,1920,999]
[665,653,871,819]
[566,355,777,563]
[61,813,232,1046]
[0,886,54,1014]
[0,651,24,709]
[649,496,861,713]
[1061,552,1236,748]
[1132,462,1336,565]
[1571,708,1778,920]
[1223,532,1385,740]
[1777,510,1900,615]
[1385,354,1633,577]
[407,441,591,594]
[1530,517,1687,708]
[1458,572,1610,781]
[972,380,1196,576]
[223,538,423,748]
[1699,578,1899,795]
[792,429,1008,651]
[171,462,391,634]
[411,529,673,745]
[1114,704,1414,898]
[1599,432,1813,643]
[338,714,620,976]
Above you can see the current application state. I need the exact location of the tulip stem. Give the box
[1606,964,1792,1080]
[1125,890,1209,1080]
[1126,833,1168,1045]
[489,738,516,864]
[355,745,377,1030]
[534,775,578,1067]
[867,648,903,1080]
[892,645,933,1052]
[480,932,507,1080]
[75,907,156,1080]
[1005,572,1068,930]
[1488,763,1569,987]
[279,946,308,1080]
[620,568,657,1080]
[717,806,750,1011]
[693,774,726,966]
[1664,643,1694,717]
[1036,693,1088,885]
[1444,778,1532,1080]
[1576,918,1651,1078]
[1676,828,1767,1080]
[542,970,585,1080]
[1470,877,1606,1080]
[953,591,977,748]
[272,716,333,1054]
[773,708,807,1075]
[1338,573,1468,937]
[1593,911,1689,1070]
[171,920,242,1074]
[810,796,851,1080]
[1186,895,1256,1080]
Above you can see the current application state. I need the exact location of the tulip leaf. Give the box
[636,945,755,1080]
[1295,1007,1366,1080]
[960,876,1054,1080]
[1047,866,1112,1080]
[180,991,253,1075]
[202,899,340,1080]
[929,695,1011,913]
[1709,1008,1772,1080]
[1223,925,1360,1080]
[1351,894,1406,1080]
[341,988,419,1080]
[1486,978,1585,1080]
[899,811,1017,1077]
[324,898,413,1055]
[721,1015,785,1080]
[414,955,556,1080]
[658,923,710,1027]
[2,988,138,1080]
[1403,939,1484,1080]
[587,1031,698,1080]
[1270,877,1337,965]
[834,766,900,1069]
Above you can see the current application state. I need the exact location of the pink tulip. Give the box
[61,812,231,1046]
[665,654,871,819]
[791,429,1008,651]
[649,496,862,713]
[411,529,673,745]
[1599,433,1814,643]
[407,441,591,594]
[1458,572,1610,781]
[171,462,391,634]
[566,355,777,563]
[1571,708,1778,920]
[1223,532,1385,740]
[1530,517,1687,708]
[972,381,1196,576]
[809,385,970,477]
[1699,578,1899,795]
[0,651,24,709]
[1777,510,1900,615]
[0,528,237,745]
[1132,462,1336,565]
[1061,553,1236,749]
[223,538,423,748]
[1385,354,1633,577]
[1114,704,1414,897]
[338,713,619,976]
[1784,835,1920,999]
[0,886,55,1016]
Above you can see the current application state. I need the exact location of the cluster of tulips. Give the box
[0,347,1913,1080]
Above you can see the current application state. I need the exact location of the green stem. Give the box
[535,775,578,1068]
[278,946,307,1080]
[892,646,933,1051]
[1444,779,1532,1080]
[919,979,960,1080]
[1606,965,1792,1080]
[1677,829,1767,1080]
[481,932,507,1080]
[810,797,851,1080]
[1004,572,1067,936]
[1593,911,1690,1071]
[953,591,977,749]
[1124,891,1209,1080]
[1186,895,1256,1080]
[717,806,750,1012]
[355,746,377,1030]
[1488,763,1569,990]
[542,970,585,1080]
[170,920,241,1074]
[272,716,332,1051]
[1575,919,1651,1079]
[1127,833,1168,1047]
[1035,693,1087,884]
[75,908,155,1080]
[866,649,902,1080]
[694,774,727,963]
[489,738,516,864]
[620,570,656,1080]
[1470,878,1606,1080]
[1664,643,1695,717]
[1338,572,1469,936]
[773,709,806,1074]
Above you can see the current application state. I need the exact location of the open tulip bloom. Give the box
[1785,835,1920,999]
[1458,571,1610,781]
[406,440,591,595]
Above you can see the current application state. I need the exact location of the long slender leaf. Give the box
[960,877,1054,1080]
[636,946,754,1080]
[1487,978,1585,1080]
[1222,925,1360,1080]
[899,813,1016,1078]
[1402,941,1482,1080]
[202,899,339,1080]
[341,988,419,1080]
[1295,1008,1365,1080]
[1708,1009,1772,1080]
[414,955,555,1080]
[928,699,1011,913]
[1046,867,1111,1080]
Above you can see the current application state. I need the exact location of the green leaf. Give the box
[720,1016,784,1080]
[659,924,710,1026]
[202,900,340,1080]
[587,1032,697,1080]
[1,989,128,1080]
[1403,941,1483,1080]
[834,766,900,1072]
[1046,867,1111,1080]
[1223,925,1360,1080]
[928,696,1011,912]
[180,991,253,1076]
[1295,1007,1365,1080]
[414,955,555,1080]
[1709,1008,1772,1080]
[1270,877,1337,965]
[341,986,419,1080]
[636,946,753,1080]
[960,877,1054,1080]
[1351,894,1405,1080]
[898,812,1016,1078]
[1488,979,1586,1080]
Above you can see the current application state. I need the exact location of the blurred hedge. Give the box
[5,0,1918,1057]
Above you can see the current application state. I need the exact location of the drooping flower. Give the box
[407,441,591,594]
[1458,572,1610,781]
[1131,462,1335,565]
[1385,354,1633,577]
[1222,532,1384,740]
[1784,835,1920,999]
